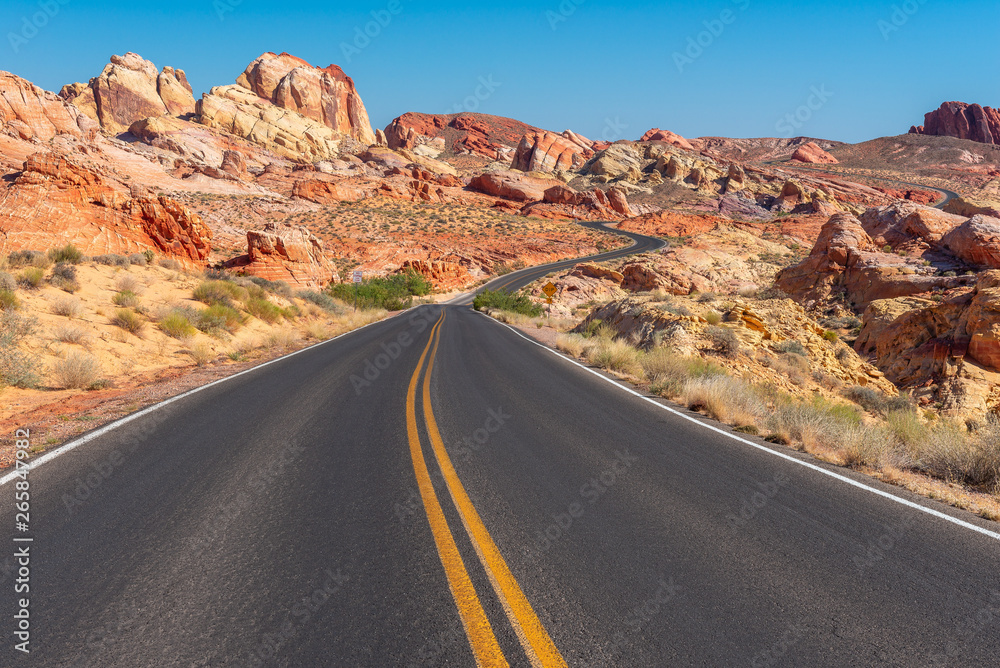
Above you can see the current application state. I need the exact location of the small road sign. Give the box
[352,270,364,284]
[542,282,557,298]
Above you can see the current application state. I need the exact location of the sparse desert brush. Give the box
[774,340,807,357]
[157,257,182,271]
[704,310,723,326]
[114,274,142,294]
[48,244,83,264]
[54,324,89,346]
[93,254,131,268]
[51,352,102,389]
[304,320,331,341]
[194,280,247,306]
[555,333,588,358]
[0,311,41,389]
[706,326,741,359]
[196,304,246,334]
[682,375,767,426]
[845,386,913,417]
[587,337,643,376]
[264,329,299,351]
[838,424,897,469]
[52,296,83,318]
[51,276,80,293]
[298,290,343,314]
[18,267,45,289]
[248,276,293,299]
[127,253,147,267]
[158,311,197,339]
[112,290,140,307]
[0,290,18,311]
[184,342,215,367]
[822,330,839,342]
[0,272,15,292]
[243,296,282,323]
[110,309,145,336]
[8,250,51,269]
[765,352,809,386]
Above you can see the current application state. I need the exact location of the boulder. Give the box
[399,259,471,291]
[639,128,695,151]
[0,71,98,141]
[789,141,838,164]
[511,130,593,173]
[229,223,337,288]
[966,271,1000,370]
[941,215,1000,268]
[910,101,1000,145]
[943,196,1000,219]
[468,170,553,202]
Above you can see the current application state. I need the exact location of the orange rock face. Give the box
[0,71,98,141]
[789,142,838,164]
[0,153,211,262]
[468,170,554,202]
[398,259,471,291]
[236,52,375,145]
[941,215,1000,268]
[967,271,1000,370]
[226,223,337,289]
[910,101,1000,145]
[639,128,695,151]
[60,53,195,134]
[511,130,594,173]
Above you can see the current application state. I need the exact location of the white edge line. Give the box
[0,308,413,486]
[478,311,1000,543]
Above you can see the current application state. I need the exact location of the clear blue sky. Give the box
[2,0,997,143]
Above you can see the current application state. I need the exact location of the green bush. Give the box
[247,276,294,299]
[7,250,50,269]
[245,297,283,323]
[822,330,839,342]
[330,270,432,311]
[159,311,197,339]
[112,290,140,307]
[472,289,542,317]
[48,244,83,264]
[845,386,914,416]
[18,267,45,289]
[196,304,246,334]
[297,290,342,313]
[0,290,18,311]
[193,280,247,306]
[127,253,148,267]
[93,254,131,268]
[110,309,145,336]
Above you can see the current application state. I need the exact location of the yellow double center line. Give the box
[406,311,566,668]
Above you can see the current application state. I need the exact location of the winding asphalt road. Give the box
[3,224,1000,667]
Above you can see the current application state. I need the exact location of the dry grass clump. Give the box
[555,333,589,358]
[53,325,89,346]
[184,342,215,367]
[50,352,102,389]
[682,375,767,426]
[18,267,45,289]
[304,320,332,341]
[0,290,18,312]
[110,309,145,336]
[706,326,741,359]
[52,296,83,318]
[264,329,299,352]
[158,311,197,340]
[245,297,284,324]
[586,337,643,376]
[112,290,140,307]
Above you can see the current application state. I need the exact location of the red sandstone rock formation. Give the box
[0,72,98,141]
[909,101,1000,145]
[511,130,594,173]
[790,142,838,164]
[226,223,337,288]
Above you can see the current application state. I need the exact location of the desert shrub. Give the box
[264,329,299,351]
[110,309,145,336]
[332,271,432,311]
[665,304,693,317]
[194,280,247,307]
[822,330,838,342]
[586,338,643,376]
[54,325,89,345]
[245,297,283,323]
[297,290,343,314]
[885,409,928,450]
[248,276,294,299]
[115,274,141,294]
[696,292,717,303]
[51,263,77,282]
[0,273,15,293]
[766,396,863,454]
[0,290,18,311]
[158,311,197,339]
[835,347,852,363]
[157,257,182,271]
[112,290,140,307]
[7,250,50,269]
[765,352,810,386]
[555,333,588,358]
[683,375,767,425]
[704,310,722,326]
[48,244,83,264]
[51,352,102,389]
[473,288,543,317]
[706,326,741,359]
[93,254,131,267]
[18,267,45,289]
[184,343,214,367]
[127,253,147,267]
[775,340,807,357]
[195,304,246,334]
[51,276,80,293]
[643,347,726,397]
[844,386,913,416]
[52,296,82,318]
[0,312,41,388]
[304,321,331,341]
